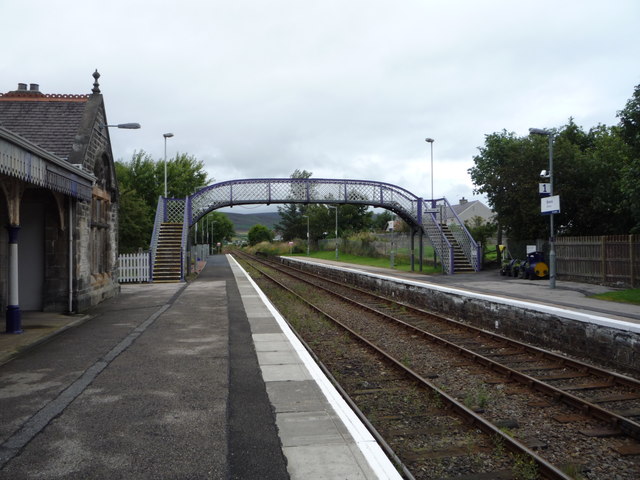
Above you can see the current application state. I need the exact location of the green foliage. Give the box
[618,84,640,232]
[465,216,498,265]
[163,152,210,199]
[275,169,313,241]
[193,211,235,245]
[274,170,373,242]
[512,454,539,480]
[117,189,154,253]
[248,224,274,245]
[115,150,212,253]
[468,117,635,240]
[372,210,394,231]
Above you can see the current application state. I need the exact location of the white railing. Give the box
[118,252,151,283]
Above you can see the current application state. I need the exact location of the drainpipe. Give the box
[68,198,74,314]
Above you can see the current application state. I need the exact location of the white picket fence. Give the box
[118,252,151,283]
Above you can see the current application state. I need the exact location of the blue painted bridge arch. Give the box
[151,177,481,278]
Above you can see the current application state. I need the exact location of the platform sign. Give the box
[539,183,551,197]
[541,195,560,215]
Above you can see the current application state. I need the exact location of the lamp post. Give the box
[100,123,141,130]
[425,138,434,201]
[529,128,556,289]
[425,137,436,268]
[303,215,310,256]
[163,133,174,198]
[328,205,338,260]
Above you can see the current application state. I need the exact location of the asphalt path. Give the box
[0,256,288,479]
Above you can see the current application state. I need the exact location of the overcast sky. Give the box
[2,0,639,213]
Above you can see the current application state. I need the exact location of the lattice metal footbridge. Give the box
[148,178,481,281]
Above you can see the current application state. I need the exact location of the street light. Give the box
[425,138,436,268]
[163,133,174,198]
[328,205,338,260]
[529,127,556,289]
[303,215,310,256]
[425,138,434,201]
[100,123,141,130]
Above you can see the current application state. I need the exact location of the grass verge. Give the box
[591,289,640,305]
[288,250,442,275]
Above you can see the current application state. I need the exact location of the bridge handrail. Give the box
[150,195,165,279]
[442,198,481,271]
[422,209,454,274]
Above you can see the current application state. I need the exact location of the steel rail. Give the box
[252,254,640,441]
[281,256,640,390]
[236,253,573,480]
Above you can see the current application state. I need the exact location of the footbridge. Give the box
[148,178,481,281]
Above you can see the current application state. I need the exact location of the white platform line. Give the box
[228,255,402,480]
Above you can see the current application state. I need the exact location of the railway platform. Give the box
[0,255,398,479]
[2,254,640,479]
[286,256,640,326]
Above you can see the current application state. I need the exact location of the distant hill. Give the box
[222,211,281,234]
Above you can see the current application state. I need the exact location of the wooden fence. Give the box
[556,235,640,287]
[118,252,151,283]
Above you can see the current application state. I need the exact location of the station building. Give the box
[0,71,120,333]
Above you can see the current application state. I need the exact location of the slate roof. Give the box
[452,200,483,216]
[0,88,89,160]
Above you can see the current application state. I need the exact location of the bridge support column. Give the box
[419,230,424,272]
[410,228,416,271]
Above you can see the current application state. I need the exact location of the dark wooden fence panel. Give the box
[556,235,639,287]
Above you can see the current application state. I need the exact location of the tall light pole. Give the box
[529,128,556,289]
[425,137,436,268]
[100,123,141,130]
[425,138,434,201]
[303,215,310,256]
[328,205,338,260]
[163,133,174,198]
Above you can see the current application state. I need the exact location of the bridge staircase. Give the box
[152,223,183,283]
[440,224,475,273]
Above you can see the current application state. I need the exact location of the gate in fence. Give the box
[118,252,151,283]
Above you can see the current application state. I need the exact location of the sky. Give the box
[2,0,639,214]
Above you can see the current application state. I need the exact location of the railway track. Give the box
[233,251,640,479]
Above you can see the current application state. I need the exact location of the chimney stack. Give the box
[18,83,27,91]
[29,83,40,92]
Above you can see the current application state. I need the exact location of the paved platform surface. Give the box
[2,254,639,479]
[0,255,397,479]
[286,257,640,326]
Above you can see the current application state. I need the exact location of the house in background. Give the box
[445,197,494,226]
[0,71,122,333]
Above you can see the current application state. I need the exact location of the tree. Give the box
[468,130,546,240]
[117,189,154,253]
[372,210,394,231]
[618,83,640,232]
[193,211,235,245]
[275,169,313,241]
[464,216,498,263]
[162,152,210,199]
[468,120,634,240]
[248,224,274,245]
[117,151,159,212]
[115,150,213,252]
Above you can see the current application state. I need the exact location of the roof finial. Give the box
[92,69,101,94]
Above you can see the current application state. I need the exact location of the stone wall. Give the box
[280,257,640,376]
